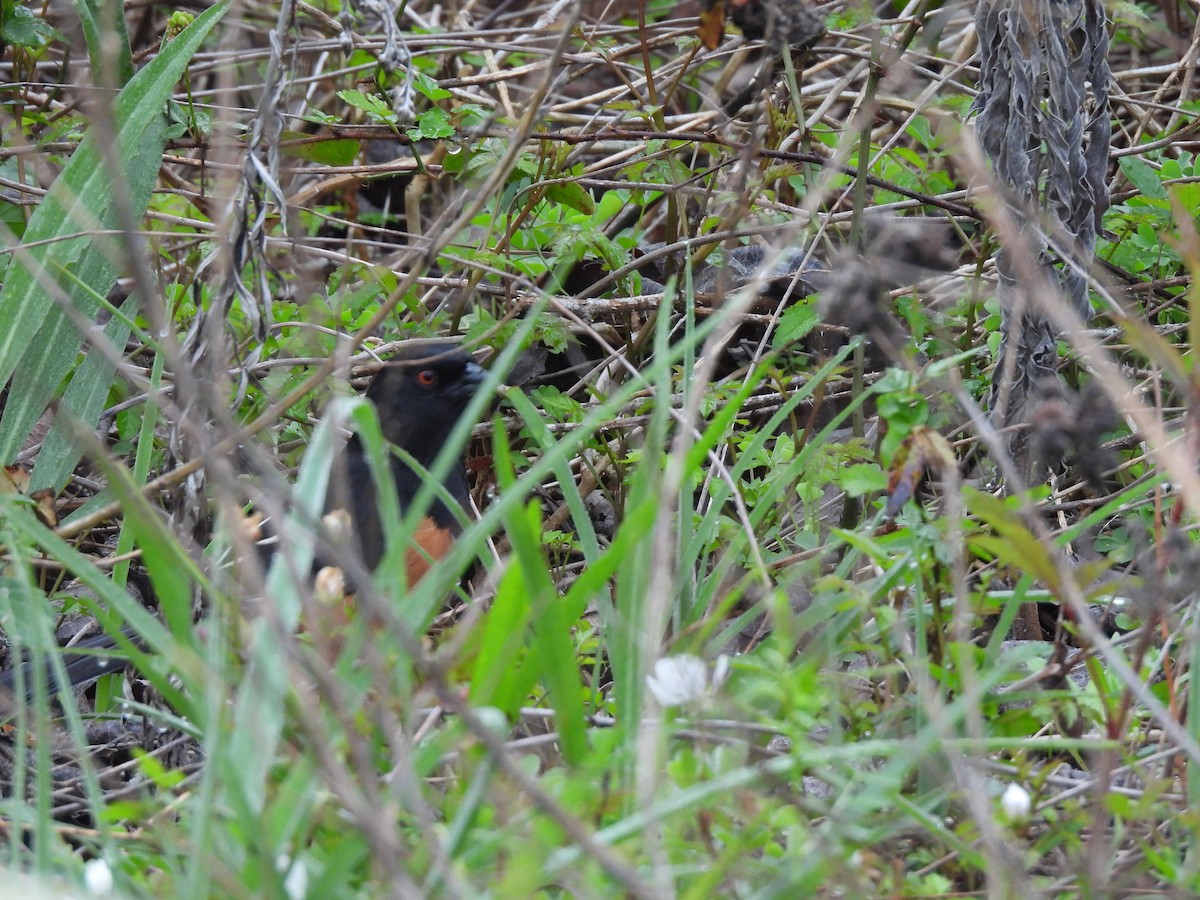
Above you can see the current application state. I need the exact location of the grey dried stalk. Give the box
[974,0,1111,445]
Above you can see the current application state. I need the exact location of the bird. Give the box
[328,341,485,577]
[0,341,490,711]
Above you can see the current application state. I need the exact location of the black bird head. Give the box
[364,343,487,466]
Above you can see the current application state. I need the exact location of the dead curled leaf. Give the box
[1,464,30,495]
[698,2,726,50]
[0,464,58,527]
[884,426,956,519]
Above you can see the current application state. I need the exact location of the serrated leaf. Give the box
[529,385,582,423]
[773,301,819,347]
[408,107,454,140]
[338,88,396,124]
[412,71,452,101]
[1119,156,1168,201]
[3,6,63,48]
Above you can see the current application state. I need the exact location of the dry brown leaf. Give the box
[697,2,725,50]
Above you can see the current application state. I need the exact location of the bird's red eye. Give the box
[415,368,438,388]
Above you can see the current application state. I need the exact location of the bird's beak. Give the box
[451,360,488,400]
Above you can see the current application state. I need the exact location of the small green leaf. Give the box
[1119,156,1168,201]
[412,71,452,101]
[530,386,582,424]
[2,6,62,49]
[441,146,469,174]
[774,301,819,347]
[338,88,396,125]
[407,107,454,140]
[453,103,490,129]
[302,108,341,126]
[280,132,360,165]
[838,463,887,497]
[133,747,186,789]
[544,181,595,215]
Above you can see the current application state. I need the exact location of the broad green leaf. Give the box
[0,0,231,473]
[31,303,133,491]
[2,5,63,48]
[412,71,452,101]
[469,558,536,712]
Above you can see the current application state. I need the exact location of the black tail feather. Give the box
[0,627,144,713]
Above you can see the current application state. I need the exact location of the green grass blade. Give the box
[70,0,134,87]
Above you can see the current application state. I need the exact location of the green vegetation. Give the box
[0,1,1198,896]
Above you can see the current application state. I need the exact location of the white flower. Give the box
[277,854,308,900]
[646,654,729,707]
[84,858,114,896]
[1000,783,1032,822]
[283,860,308,900]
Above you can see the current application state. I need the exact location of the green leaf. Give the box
[964,489,1063,589]
[132,747,186,789]
[337,88,396,125]
[544,181,595,215]
[223,395,349,817]
[1119,156,1168,201]
[31,301,133,491]
[280,131,360,166]
[838,463,887,497]
[774,300,819,347]
[71,0,133,86]
[529,385,582,424]
[412,71,452,101]
[407,106,455,141]
[469,559,536,712]
[494,431,588,765]
[1,5,62,49]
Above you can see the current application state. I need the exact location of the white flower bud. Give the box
[1001,783,1032,822]
[84,858,114,896]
